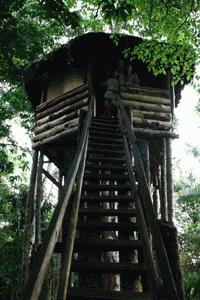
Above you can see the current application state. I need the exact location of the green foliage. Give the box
[175,174,200,299]
[80,0,199,84]
[0,178,28,299]
[0,1,199,298]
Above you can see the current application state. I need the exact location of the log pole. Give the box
[160,138,167,221]
[21,150,39,288]
[35,152,44,249]
[166,138,173,223]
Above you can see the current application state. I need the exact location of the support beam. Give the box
[160,138,167,221]
[42,168,62,189]
[166,138,173,223]
[35,152,44,248]
[21,151,39,287]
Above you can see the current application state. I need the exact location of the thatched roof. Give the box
[24,32,186,108]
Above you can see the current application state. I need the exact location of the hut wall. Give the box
[120,86,172,134]
[46,68,85,101]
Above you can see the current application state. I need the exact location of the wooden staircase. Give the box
[68,115,155,300]
[22,97,180,300]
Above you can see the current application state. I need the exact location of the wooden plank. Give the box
[36,111,77,127]
[36,91,89,120]
[71,262,147,273]
[117,99,179,300]
[122,99,171,113]
[133,127,178,138]
[120,92,170,105]
[131,109,171,122]
[132,117,172,130]
[35,111,80,134]
[36,98,88,123]
[33,118,79,142]
[37,83,88,112]
[69,287,150,300]
[120,84,170,96]
[22,96,93,300]
[32,126,78,149]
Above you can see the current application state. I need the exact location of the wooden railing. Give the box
[120,85,179,139]
[117,97,179,300]
[22,93,94,300]
[33,84,89,149]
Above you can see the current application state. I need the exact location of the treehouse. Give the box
[23,32,187,300]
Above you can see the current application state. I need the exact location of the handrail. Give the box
[22,94,94,300]
[118,114,161,299]
[117,97,179,300]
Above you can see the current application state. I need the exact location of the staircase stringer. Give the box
[117,98,180,300]
[57,135,89,300]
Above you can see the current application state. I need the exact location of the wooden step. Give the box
[81,195,133,203]
[89,136,123,144]
[90,129,121,138]
[79,208,135,217]
[82,184,130,192]
[91,125,120,132]
[87,156,125,163]
[94,118,118,125]
[71,262,147,274]
[77,221,138,231]
[84,173,129,181]
[88,148,124,156]
[89,142,123,149]
[85,163,127,171]
[91,121,119,129]
[74,238,142,251]
[69,288,150,300]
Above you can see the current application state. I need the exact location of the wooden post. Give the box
[21,150,39,287]
[144,141,151,187]
[166,138,173,223]
[137,140,150,187]
[160,138,167,221]
[152,168,158,218]
[35,152,44,248]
